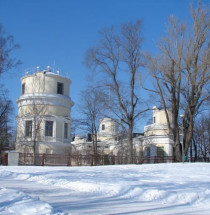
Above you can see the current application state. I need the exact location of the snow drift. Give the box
[0,163,210,214]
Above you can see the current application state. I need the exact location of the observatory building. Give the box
[16,67,74,154]
[98,118,119,142]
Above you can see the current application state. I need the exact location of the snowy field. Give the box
[0,163,210,215]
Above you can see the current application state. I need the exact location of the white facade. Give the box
[98,118,119,141]
[72,117,119,156]
[16,69,74,154]
[138,106,174,158]
[72,107,174,160]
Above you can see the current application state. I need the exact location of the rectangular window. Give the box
[153,117,156,123]
[146,147,151,157]
[157,146,165,157]
[102,124,105,130]
[45,121,53,137]
[25,120,32,137]
[64,123,68,139]
[22,83,25,95]
[57,82,64,94]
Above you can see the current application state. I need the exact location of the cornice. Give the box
[16,93,74,109]
[144,124,168,132]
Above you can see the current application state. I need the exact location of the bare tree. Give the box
[85,21,148,163]
[191,114,210,161]
[0,86,13,152]
[145,16,185,161]
[16,73,47,160]
[78,87,106,165]
[0,23,20,152]
[145,1,209,161]
[0,23,20,77]
[181,1,210,156]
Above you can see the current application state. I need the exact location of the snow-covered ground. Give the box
[0,163,210,215]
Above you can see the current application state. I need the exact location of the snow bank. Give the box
[0,163,210,214]
[0,188,54,215]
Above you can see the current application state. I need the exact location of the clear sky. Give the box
[0,0,206,130]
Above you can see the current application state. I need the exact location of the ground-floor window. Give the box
[46,148,51,154]
[146,147,151,156]
[157,146,165,157]
[45,121,53,136]
[25,120,32,137]
[64,123,68,139]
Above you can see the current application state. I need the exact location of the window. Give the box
[64,123,68,139]
[46,148,51,154]
[25,120,32,137]
[157,147,165,157]
[102,124,105,130]
[57,82,64,94]
[153,117,156,123]
[146,147,150,157]
[45,121,53,136]
[22,83,25,95]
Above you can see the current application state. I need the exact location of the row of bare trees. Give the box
[0,87,14,153]
[74,88,106,165]
[0,24,20,153]
[77,1,209,163]
[0,1,209,164]
[83,20,149,164]
[145,1,209,161]
[0,22,49,158]
[190,114,210,161]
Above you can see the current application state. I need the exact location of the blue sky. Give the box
[0,0,205,130]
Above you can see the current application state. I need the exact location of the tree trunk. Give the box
[172,108,182,162]
[175,135,182,162]
[184,114,194,156]
[128,121,134,164]
[190,139,193,162]
[193,138,197,161]
[92,133,98,166]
